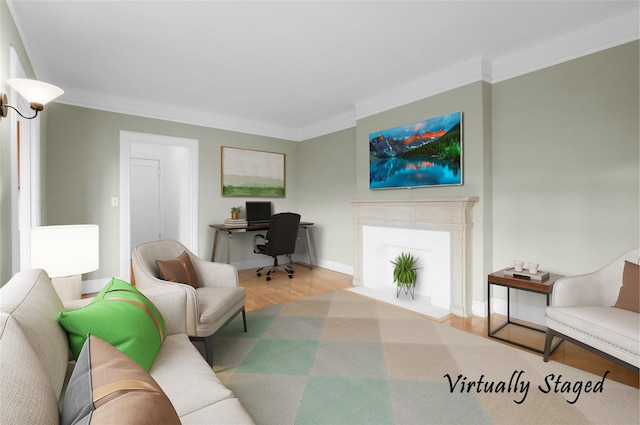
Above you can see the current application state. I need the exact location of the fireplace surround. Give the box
[351,197,478,317]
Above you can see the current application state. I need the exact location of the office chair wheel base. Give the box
[288,274,293,279]
[266,276,271,282]
[257,272,262,277]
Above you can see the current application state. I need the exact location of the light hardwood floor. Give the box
[238,265,639,389]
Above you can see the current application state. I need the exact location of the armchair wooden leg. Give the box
[543,329,553,362]
[204,334,215,366]
[242,307,247,332]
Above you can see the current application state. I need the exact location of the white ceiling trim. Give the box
[490,4,640,83]
[296,107,357,142]
[352,4,639,126]
[55,91,302,141]
[30,4,640,142]
[353,53,489,123]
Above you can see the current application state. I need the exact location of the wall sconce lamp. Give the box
[1,78,64,120]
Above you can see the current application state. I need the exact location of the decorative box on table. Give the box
[502,267,550,282]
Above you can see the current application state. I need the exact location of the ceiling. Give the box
[7,1,639,141]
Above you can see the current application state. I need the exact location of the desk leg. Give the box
[226,232,231,264]
[291,226,314,270]
[304,226,314,269]
[210,229,232,264]
[211,229,221,262]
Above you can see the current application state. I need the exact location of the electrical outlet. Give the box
[111,197,119,207]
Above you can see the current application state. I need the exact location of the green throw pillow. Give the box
[59,278,167,371]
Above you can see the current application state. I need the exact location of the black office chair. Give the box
[253,212,301,281]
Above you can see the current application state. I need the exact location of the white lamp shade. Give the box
[7,78,64,105]
[30,225,99,277]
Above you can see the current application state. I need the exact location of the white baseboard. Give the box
[472,300,487,317]
[230,257,274,271]
[82,278,111,294]
[311,258,353,276]
[467,298,546,328]
[489,298,546,326]
[233,254,353,277]
[232,254,311,271]
[88,267,545,326]
[84,256,353,294]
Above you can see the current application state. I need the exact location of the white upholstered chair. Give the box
[131,240,246,365]
[543,248,639,371]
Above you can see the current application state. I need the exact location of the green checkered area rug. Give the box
[212,290,638,425]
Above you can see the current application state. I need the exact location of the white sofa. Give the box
[0,269,255,424]
[543,248,639,372]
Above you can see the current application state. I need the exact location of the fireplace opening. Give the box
[350,198,478,317]
[351,225,451,318]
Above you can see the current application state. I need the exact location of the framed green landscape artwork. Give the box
[369,111,463,189]
[221,146,286,197]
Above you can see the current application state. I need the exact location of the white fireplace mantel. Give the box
[351,197,478,317]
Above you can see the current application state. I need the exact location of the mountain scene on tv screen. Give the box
[369,112,462,189]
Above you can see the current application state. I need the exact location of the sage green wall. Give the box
[298,127,356,272]
[302,42,638,310]
[355,81,493,305]
[492,41,639,277]
[0,0,39,284]
[45,104,299,281]
[7,0,638,315]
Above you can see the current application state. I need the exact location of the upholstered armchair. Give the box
[131,239,246,366]
[543,248,639,371]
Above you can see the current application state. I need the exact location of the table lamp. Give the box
[30,225,99,301]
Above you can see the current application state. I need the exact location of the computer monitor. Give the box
[245,201,272,224]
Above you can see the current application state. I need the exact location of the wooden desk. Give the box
[209,222,315,268]
[487,268,564,354]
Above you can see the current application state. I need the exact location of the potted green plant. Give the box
[230,206,242,219]
[390,251,420,299]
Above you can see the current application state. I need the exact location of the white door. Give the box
[119,131,198,280]
[130,157,163,252]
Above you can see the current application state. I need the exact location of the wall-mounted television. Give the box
[369,111,463,189]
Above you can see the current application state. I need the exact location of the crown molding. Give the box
[354,54,489,122]
[489,4,639,83]
[56,91,300,141]
[353,5,638,123]
[34,4,640,142]
[296,107,357,141]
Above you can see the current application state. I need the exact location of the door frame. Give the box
[119,131,199,280]
[10,46,41,274]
